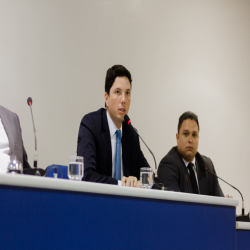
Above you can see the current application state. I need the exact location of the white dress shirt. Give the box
[182,157,200,193]
[106,111,123,185]
[0,118,10,173]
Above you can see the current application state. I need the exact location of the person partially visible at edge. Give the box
[158,111,231,197]
[77,65,149,186]
[0,105,31,173]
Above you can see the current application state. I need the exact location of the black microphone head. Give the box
[124,114,131,125]
[27,97,32,106]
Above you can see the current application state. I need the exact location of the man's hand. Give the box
[122,176,140,187]
[225,194,233,198]
[135,180,141,188]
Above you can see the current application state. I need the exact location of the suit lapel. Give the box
[0,106,15,159]
[196,152,208,195]
[102,110,112,176]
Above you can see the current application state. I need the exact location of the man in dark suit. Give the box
[158,111,224,197]
[0,105,31,173]
[77,65,149,186]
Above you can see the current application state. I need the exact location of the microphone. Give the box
[124,114,158,178]
[124,114,173,191]
[27,97,37,168]
[23,97,46,176]
[203,166,249,222]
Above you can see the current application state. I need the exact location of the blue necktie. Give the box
[115,130,121,180]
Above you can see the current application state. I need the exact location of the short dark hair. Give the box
[105,65,132,95]
[177,111,199,133]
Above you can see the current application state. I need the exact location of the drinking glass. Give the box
[140,167,154,189]
[68,156,84,181]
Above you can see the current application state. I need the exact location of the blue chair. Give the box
[45,165,69,179]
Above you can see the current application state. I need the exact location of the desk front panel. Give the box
[0,184,235,250]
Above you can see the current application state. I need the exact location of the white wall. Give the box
[0,0,249,214]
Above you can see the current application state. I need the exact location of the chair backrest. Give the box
[45,165,69,179]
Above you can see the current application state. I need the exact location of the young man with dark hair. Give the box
[158,111,225,197]
[77,65,149,186]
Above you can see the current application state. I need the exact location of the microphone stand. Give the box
[132,126,158,180]
[124,115,174,190]
[29,103,38,168]
[23,97,45,176]
[205,167,250,222]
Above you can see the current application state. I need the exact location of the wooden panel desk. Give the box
[0,174,238,250]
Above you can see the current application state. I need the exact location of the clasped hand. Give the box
[121,176,141,187]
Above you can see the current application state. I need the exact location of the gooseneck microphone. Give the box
[27,97,38,168]
[124,114,158,178]
[203,166,249,222]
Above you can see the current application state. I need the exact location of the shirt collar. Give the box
[182,157,196,169]
[106,111,123,137]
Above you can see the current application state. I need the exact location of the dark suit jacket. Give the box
[158,147,224,197]
[0,106,31,170]
[77,108,149,184]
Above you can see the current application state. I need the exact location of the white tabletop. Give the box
[236,221,250,230]
[0,173,238,207]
